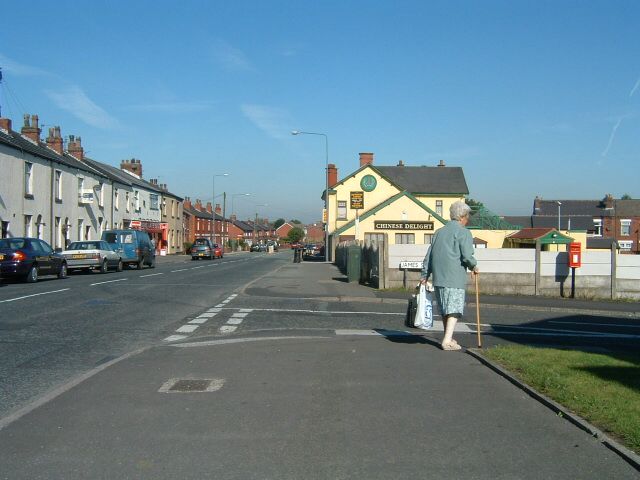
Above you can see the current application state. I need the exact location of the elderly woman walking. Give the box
[421,200,479,350]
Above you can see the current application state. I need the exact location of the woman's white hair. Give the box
[449,200,471,221]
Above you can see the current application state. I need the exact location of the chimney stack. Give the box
[230,214,237,222]
[438,160,446,167]
[183,197,192,210]
[397,160,405,167]
[206,202,213,214]
[21,114,41,143]
[120,158,143,178]
[46,126,64,155]
[533,196,542,214]
[603,193,614,209]
[359,152,374,167]
[327,163,338,188]
[0,117,12,132]
[68,135,84,161]
[150,178,158,185]
[215,203,222,215]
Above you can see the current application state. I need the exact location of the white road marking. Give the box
[188,318,210,324]
[197,312,217,318]
[228,307,403,316]
[171,268,189,272]
[208,308,222,313]
[227,318,243,325]
[158,378,225,393]
[548,320,640,329]
[231,312,249,318]
[164,335,188,342]
[215,304,225,307]
[228,294,238,298]
[0,288,70,303]
[219,325,237,333]
[140,273,163,278]
[336,329,414,336]
[191,266,206,269]
[176,325,199,333]
[90,278,127,286]
[239,308,253,313]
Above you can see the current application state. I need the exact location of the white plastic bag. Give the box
[414,284,434,329]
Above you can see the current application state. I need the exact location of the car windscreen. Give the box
[194,239,209,245]
[0,239,26,249]
[69,242,102,250]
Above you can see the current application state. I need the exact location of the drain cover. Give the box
[158,378,225,393]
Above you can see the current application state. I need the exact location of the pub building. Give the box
[325,153,469,258]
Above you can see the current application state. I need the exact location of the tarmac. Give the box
[0,257,638,479]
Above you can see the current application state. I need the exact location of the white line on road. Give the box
[227,318,243,325]
[176,325,199,333]
[191,266,206,269]
[239,308,253,313]
[90,278,127,286]
[171,268,189,272]
[208,308,222,313]
[188,318,210,324]
[197,312,218,318]
[0,288,70,303]
[224,307,403,316]
[140,273,164,278]
[231,312,249,318]
[219,325,237,333]
[164,335,188,342]
[548,320,640,329]
[215,304,225,307]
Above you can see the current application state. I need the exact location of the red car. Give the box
[212,243,224,259]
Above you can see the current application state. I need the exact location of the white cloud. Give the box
[0,53,52,77]
[630,75,640,97]
[601,115,630,157]
[212,40,253,71]
[241,104,293,139]
[46,85,118,129]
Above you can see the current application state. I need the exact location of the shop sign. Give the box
[374,221,434,230]
[350,191,364,209]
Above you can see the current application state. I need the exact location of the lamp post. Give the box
[557,201,562,231]
[291,130,329,261]
[212,173,229,245]
[254,203,268,246]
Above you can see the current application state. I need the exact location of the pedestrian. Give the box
[420,200,479,351]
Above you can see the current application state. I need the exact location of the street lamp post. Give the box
[557,201,562,231]
[212,173,229,245]
[291,130,329,261]
[254,203,268,246]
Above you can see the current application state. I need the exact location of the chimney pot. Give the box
[21,113,42,143]
[46,125,64,155]
[327,163,338,188]
[0,117,12,131]
[438,160,446,167]
[397,160,404,166]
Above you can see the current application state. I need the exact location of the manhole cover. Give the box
[158,378,225,393]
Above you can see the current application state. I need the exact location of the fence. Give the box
[381,244,640,299]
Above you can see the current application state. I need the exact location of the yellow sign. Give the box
[322,209,327,222]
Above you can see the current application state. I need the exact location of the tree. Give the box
[290,219,302,224]
[273,218,286,229]
[286,227,304,243]
[465,197,484,209]
[621,194,632,200]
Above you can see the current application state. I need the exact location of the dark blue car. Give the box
[0,237,68,283]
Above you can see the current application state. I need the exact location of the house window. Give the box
[395,233,415,244]
[2,221,9,238]
[619,240,633,251]
[114,188,119,211]
[592,218,602,236]
[436,200,443,217]
[125,192,130,213]
[424,234,433,244]
[85,225,91,240]
[150,194,159,210]
[55,217,61,249]
[134,191,140,212]
[337,201,347,220]
[77,177,84,203]
[55,170,62,201]
[24,162,33,197]
[98,183,104,207]
[77,219,84,241]
[36,215,44,239]
[620,219,631,237]
[24,215,32,236]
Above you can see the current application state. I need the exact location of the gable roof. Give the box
[374,166,469,195]
[333,190,447,236]
[534,200,602,217]
[507,228,573,244]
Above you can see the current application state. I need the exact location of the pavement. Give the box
[0,258,639,479]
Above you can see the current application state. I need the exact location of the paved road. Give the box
[1,252,638,478]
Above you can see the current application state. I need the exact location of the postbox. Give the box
[568,242,581,268]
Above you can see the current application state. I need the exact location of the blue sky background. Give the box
[1,0,638,222]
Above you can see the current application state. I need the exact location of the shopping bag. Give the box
[414,284,434,329]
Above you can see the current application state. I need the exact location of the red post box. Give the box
[568,242,581,268]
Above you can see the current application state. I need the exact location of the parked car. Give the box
[266,241,279,251]
[191,238,214,260]
[0,237,68,282]
[101,229,155,269]
[290,242,303,249]
[250,243,267,252]
[212,243,223,259]
[61,240,123,273]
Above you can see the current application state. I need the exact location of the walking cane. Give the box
[475,273,482,348]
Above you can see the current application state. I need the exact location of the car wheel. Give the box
[136,258,144,270]
[116,259,123,272]
[100,259,108,274]
[26,265,38,283]
[58,263,68,279]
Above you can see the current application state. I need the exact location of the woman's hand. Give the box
[472,266,479,276]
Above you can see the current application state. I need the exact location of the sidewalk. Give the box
[0,260,637,479]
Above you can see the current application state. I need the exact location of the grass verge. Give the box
[483,345,640,454]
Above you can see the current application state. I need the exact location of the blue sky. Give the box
[1,0,638,222]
